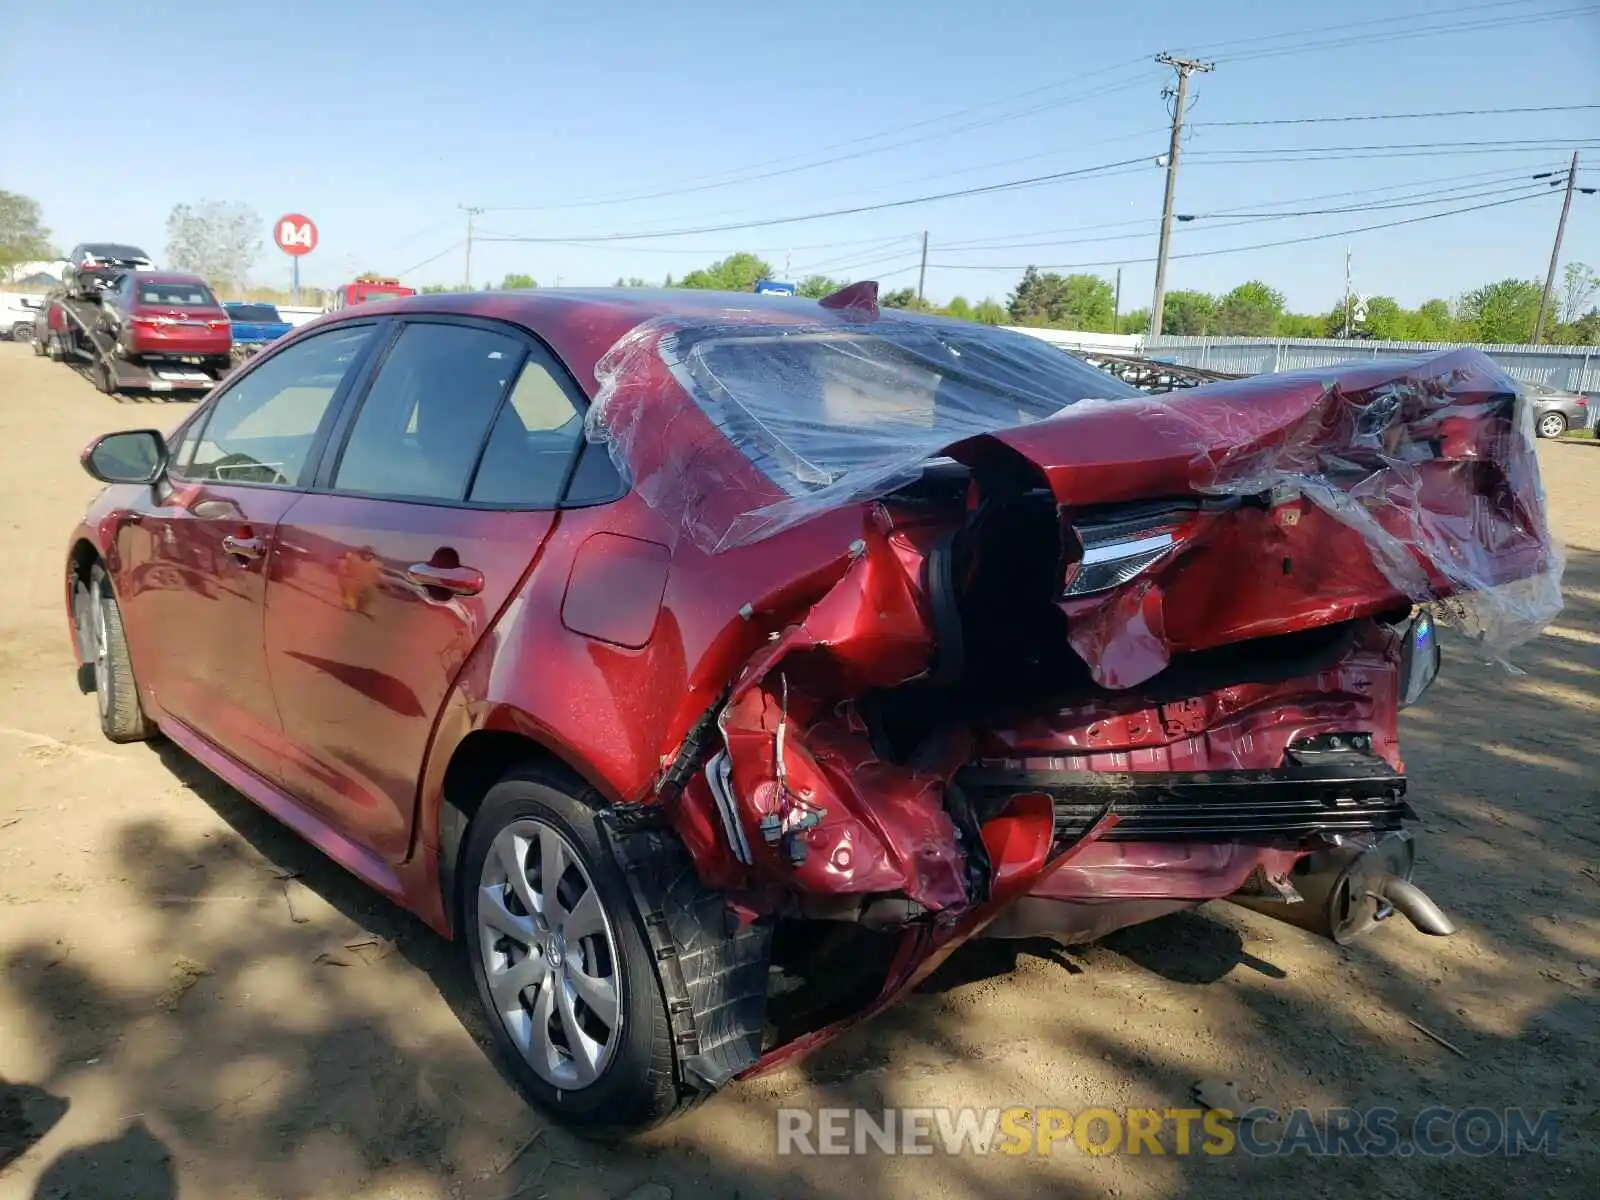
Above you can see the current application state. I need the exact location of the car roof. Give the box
[80,243,150,257]
[326,286,944,395]
[129,270,213,285]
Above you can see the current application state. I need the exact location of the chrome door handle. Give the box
[222,534,265,562]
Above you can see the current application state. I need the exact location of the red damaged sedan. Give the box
[99,270,233,375]
[65,284,1561,1135]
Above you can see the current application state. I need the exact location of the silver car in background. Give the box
[1524,380,1591,438]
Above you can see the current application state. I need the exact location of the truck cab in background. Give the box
[326,274,417,311]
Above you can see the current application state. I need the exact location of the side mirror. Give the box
[81,430,167,485]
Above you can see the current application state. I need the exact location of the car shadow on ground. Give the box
[3,551,1596,1198]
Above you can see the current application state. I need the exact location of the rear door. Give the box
[263,317,590,861]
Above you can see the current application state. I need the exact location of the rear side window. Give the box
[333,322,523,501]
[467,352,585,506]
[182,324,373,486]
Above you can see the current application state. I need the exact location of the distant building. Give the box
[5,260,70,286]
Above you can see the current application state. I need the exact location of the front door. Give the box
[265,319,588,861]
[121,322,380,777]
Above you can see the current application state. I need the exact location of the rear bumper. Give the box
[128,328,231,358]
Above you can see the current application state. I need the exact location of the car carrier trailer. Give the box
[42,294,219,398]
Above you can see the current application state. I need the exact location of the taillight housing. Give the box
[1062,502,1198,597]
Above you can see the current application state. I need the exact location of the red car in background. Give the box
[64,285,1561,1136]
[96,271,233,376]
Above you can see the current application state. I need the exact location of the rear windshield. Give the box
[351,289,409,304]
[667,321,1140,496]
[84,245,149,261]
[225,303,281,322]
[138,281,218,307]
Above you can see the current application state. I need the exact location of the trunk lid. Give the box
[942,348,1559,687]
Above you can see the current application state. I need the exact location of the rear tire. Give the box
[461,768,688,1137]
[81,566,155,743]
[1536,412,1567,438]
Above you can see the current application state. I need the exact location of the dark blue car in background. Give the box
[222,302,294,357]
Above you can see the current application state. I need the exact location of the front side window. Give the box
[181,324,374,486]
[333,322,523,501]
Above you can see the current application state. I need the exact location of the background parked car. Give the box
[98,271,232,376]
[0,294,43,341]
[1524,380,1591,438]
[63,243,154,299]
[222,301,294,357]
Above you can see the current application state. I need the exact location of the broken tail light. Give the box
[1397,608,1441,708]
[1062,502,1199,597]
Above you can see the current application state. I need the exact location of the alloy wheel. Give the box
[1538,413,1566,438]
[476,817,622,1090]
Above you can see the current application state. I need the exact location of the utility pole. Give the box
[1534,152,1580,344]
[460,205,483,290]
[917,231,929,304]
[1343,246,1353,338]
[1114,267,1122,332]
[1149,53,1213,338]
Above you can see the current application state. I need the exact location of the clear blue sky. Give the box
[4,0,1597,313]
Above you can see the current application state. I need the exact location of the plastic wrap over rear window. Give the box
[584,312,1141,552]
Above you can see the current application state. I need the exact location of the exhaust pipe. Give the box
[1228,830,1455,944]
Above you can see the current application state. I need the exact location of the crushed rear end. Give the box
[583,298,1562,1080]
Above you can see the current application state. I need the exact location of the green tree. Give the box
[1273,312,1325,338]
[1213,281,1286,336]
[679,252,773,292]
[1160,290,1217,336]
[613,276,650,288]
[1357,296,1407,340]
[1007,268,1116,330]
[972,299,1007,325]
[1457,279,1542,343]
[499,273,537,290]
[881,287,927,310]
[1407,298,1457,341]
[797,275,843,299]
[0,190,53,280]
[942,296,972,320]
[1118,307,1151,335]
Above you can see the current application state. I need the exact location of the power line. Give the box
[1189,137,1600,155]
[396,241,465,276]
[1186,144,1600,164]
[934,162,1566,250]
[1197,103,1600,128]
[474,154,1157,243]
[1212,6,1600,65]
[929,189,1554,271]
[482,67,1160,214]
[935,180,1559,256]
[1182,0,1546,57]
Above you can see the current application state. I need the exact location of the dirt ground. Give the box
[0,339,1596,1200]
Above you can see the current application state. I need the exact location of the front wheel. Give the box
[1537,412,1567,439]
[78,565,155,743]
[461,769,686,1136]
